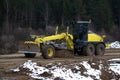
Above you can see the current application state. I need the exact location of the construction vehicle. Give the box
[19,21,105,59]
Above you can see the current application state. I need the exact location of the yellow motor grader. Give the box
[19,21,106,59]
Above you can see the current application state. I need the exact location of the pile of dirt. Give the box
[9,58,120,80]
[40,72,53,77]
[0,52,120,80]
[0,70,32,80]
[88,57,120,79]
[55,50,74,58]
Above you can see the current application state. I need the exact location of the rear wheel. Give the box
[24,53,36,58]
[83,43,95,56]
[95,44,105,56]
[41,45,55,59]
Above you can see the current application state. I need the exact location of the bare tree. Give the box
[3,0,9,34]
[45,0,49,28]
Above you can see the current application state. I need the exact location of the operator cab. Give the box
[72,21,91,54]
[73,21,90,42]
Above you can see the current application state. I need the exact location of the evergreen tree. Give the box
[84,0,113,31]
[109,0,120,27]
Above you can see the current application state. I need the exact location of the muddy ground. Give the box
[0,49,120,80]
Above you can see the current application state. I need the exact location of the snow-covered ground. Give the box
[11,59,120,80]
[108,58,120,75]
[110,41,120,48]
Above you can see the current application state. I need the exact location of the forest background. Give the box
[0,0,119,53]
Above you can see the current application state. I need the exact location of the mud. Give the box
[0,49,120,80]
[55,49,74,58]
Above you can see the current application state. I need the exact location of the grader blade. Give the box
[18,42,40,54]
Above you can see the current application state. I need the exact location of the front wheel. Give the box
[95,44,105,56]
[41,45,55,59]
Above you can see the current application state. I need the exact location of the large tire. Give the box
[24,53,36,58]
[95,44,105,56]
[41,45,55,59]
[83,43,95,56]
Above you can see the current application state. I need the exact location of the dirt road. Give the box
[0,49,120,80]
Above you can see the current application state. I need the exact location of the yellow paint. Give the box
[106,43,110,48]
[24,32,104,50]
[88,33,103,42]
[48,48,54,57]
[55,26,58,35]
[34,33,74,50]
[24,24,104,52]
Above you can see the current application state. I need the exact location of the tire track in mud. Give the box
[0,49,120,66]
[0,49,120,80]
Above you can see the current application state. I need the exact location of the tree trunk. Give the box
[118,10,120,40]
[3,0,9,34]
[45,0,49,28]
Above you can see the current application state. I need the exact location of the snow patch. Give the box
[108,58,120,75]
[110,41,120,48]
[11,68,20,72]
[80,61,101,80]
[11,60,101,80]
[11,59,120,80]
